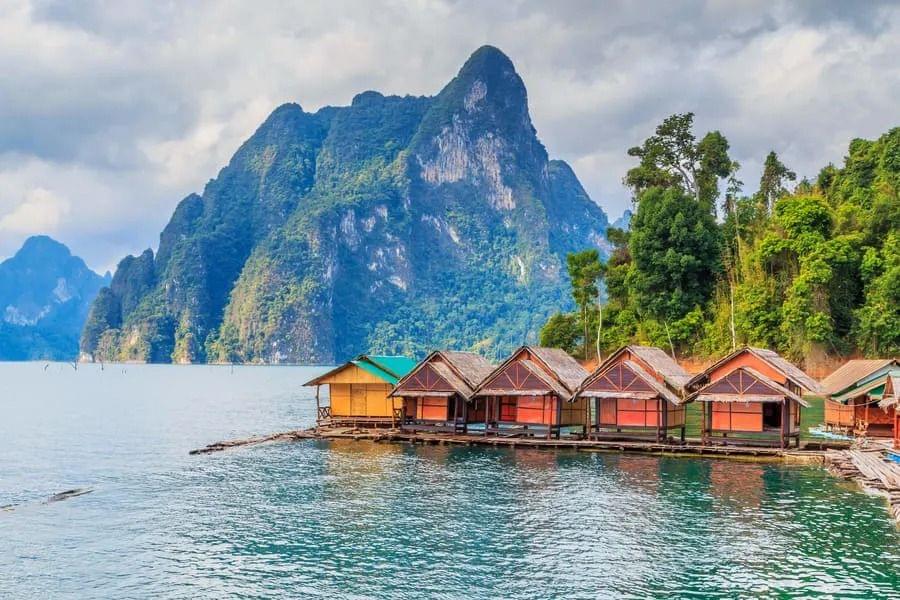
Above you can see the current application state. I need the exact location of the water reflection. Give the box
[2,363,900,599]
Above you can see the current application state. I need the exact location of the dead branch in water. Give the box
[189,429,316,455]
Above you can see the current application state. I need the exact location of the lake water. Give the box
[2,362,899,599]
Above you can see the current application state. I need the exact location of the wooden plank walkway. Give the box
[825,444,900,524]
[190,426,841,463]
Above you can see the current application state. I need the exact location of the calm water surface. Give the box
[1,362,899,599]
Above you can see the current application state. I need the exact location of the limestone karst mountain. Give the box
[81,46,609,364]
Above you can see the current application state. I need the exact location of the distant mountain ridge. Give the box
[81,45,610,364]
[0,236,109,360]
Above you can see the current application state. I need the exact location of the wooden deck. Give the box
[189,426,900,525]
[191,425,843,462]
[824,442,900,524]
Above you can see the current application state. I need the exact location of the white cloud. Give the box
[0,187,70,235]
[0,0,897,272]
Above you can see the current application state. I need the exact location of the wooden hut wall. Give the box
[492,395,586,426]
[583,360,684,429]
[708,352,786,386]
[515,395,554,424]
[790,398,801,433]
[393,362,457,422]
[562,397,588,425]
[825,400,855,428]
[414,396,453,421]
[329,383,396,417]
[711,401,764,432]
[853,399,893,427]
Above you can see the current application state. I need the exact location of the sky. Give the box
[1,0,898,273]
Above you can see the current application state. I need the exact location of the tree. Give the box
[539,312,582,356]
[628,186,721,327]
[854,232,900,356]
[625,112,733,211]
[758,151,796,214]
[566,249,604,359]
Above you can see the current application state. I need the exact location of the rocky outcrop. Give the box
[81,46,610,364]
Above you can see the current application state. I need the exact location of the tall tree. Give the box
[625,112,733,211]
[628,186,721,328]
[758,151,796,214]
[566,249,604,359]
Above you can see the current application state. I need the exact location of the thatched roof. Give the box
[473,346,588,397]
[820,359,898,398]
[621,359,683,405]
[685,346,822,395]
[571,346,689,405]
[692,366,810,407]
[389,350,494,400]
[748,347,822,394]
[878,373,900,409]
[615,345,690,389]
[527,346,589,393]
[439,351,496,390]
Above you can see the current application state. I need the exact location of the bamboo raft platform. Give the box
[824,443,900,524]
[190,426,843,463]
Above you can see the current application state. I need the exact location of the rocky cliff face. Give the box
[81,46,609,364]
[0,236,109,360]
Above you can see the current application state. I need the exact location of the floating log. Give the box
[45,488,93,503]
[189,429,316,454]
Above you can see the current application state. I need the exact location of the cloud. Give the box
[0,187,70,234]
[0,0,897,272]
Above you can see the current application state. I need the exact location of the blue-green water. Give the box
[2,362,899,599]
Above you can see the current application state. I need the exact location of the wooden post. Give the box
[315,385,321,425]
[462,397,468,434]
[556,394,563,440]
[781,399,789,449]
[544,395,550,440]
[583,396,589,438]
[702,402,709,445]
[660,398,668,444]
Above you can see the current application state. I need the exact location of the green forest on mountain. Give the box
[541,114,900,366]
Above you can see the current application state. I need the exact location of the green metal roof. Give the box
[351,355,418,384]
[366,355,417,377]
[302,354,418,386]
[350,354,418,384]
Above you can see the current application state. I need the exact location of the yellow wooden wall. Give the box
[314,364,401,418]
[327,382,398,417]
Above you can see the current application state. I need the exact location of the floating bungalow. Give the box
[571,345,691,443]
[878,372,900,449]
[472,346,588,439]
[389,351,495,434]
[820,359,899,436]
[685,347,821,448]
[304,355,417,427]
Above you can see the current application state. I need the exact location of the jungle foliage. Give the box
[542,114,899,365]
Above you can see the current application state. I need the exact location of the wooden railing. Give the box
[317,406,332,421]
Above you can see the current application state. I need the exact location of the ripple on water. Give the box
[2,363,899,599]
